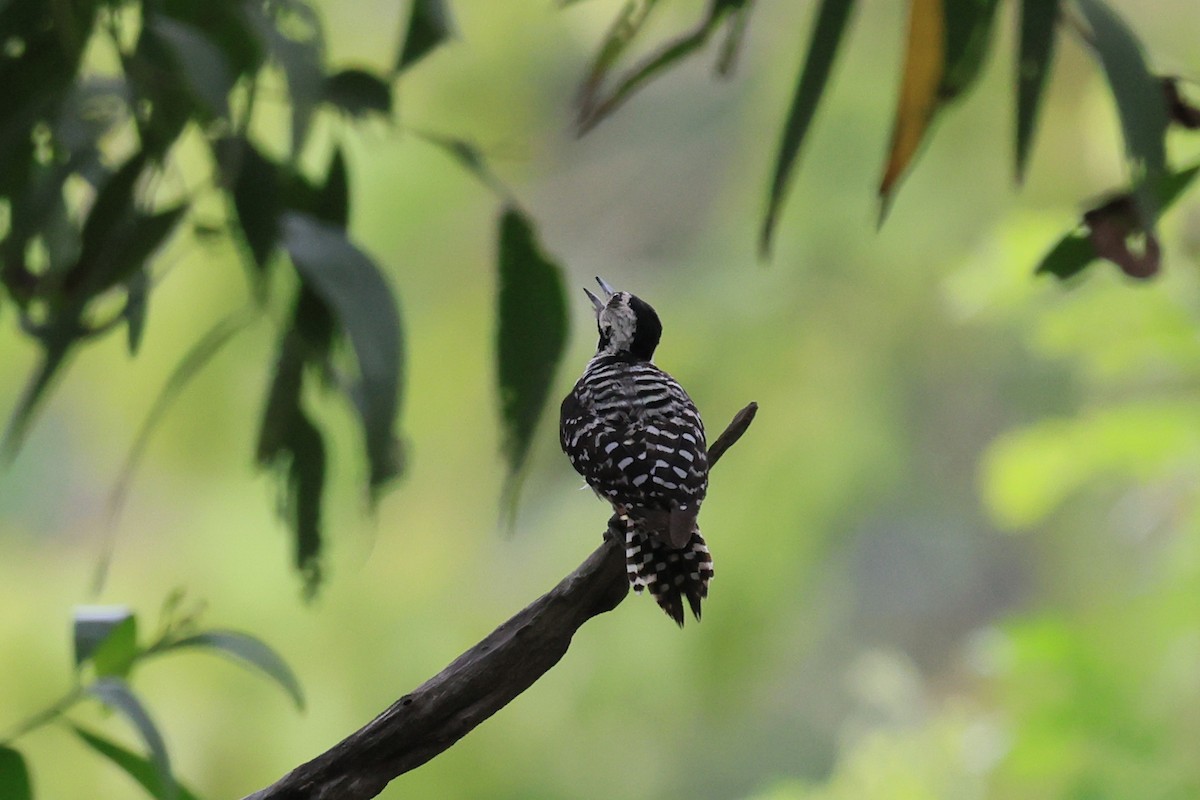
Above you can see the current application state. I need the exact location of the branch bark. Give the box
[244,402,758,800]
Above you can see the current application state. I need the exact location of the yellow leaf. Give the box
[879,0,944,205]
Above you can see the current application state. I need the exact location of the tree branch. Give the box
[243,402,758,800]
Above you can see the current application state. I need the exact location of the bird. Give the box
[560,277,712,625]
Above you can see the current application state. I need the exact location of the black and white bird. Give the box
[560,277,712,625]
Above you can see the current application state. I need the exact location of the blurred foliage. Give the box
[1,0,1200,798]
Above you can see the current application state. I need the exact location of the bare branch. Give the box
[243,402,758,800]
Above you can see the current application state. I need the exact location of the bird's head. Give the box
[584,276,662,361]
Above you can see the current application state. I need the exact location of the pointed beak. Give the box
[583,276,616,315]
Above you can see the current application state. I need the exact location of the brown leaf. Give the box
[1163,76,1200,130]
[879,0,944,203]
[1083,194,1161,278]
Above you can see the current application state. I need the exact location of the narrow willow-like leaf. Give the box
[759,0,857,256]
[72,727,201,800]
[87,679,175,800]
[495,206,569,508]
[939,0,1001,100]
[281,212,403,490]
[1015,0,1060,180]
[1076,0,1167,218]
[879,0,944,208]
[160,630,305,710]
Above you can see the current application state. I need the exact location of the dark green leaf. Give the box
[125,271,150,356]
[223,137,282,270]
[281,212,403,489]
[160,0,265,79]
[1034,229,1093,279]
[146,16,233,119]
[160,630,305,710]
[324,69,393,118]
[1076,0,1167,218]
[73,606,135,667]
[416,132,505,194]
[315,147,349,228]
[495,206,569,502]
[87,679,175,800]
[78,151,150,275]
[1036,163,1200,279]
[0,746,32,800]
[939,0,1001,100]
[258,0,325,158]
[396,0,454,73]
[759,0,857,257]
[72,727,201,800]
[89,616,140,679]
[1016,0,1060,180]
[2,333,76,456]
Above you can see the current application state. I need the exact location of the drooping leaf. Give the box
[396,0,454,73]
[576,0,745,134]
[1015,0,1060,180]
[1076,0,1167,219]
[221,137,283,271]
[146,16,234,120]
[0,745,32,800]
[416,132,505,194]
[576,0,663,115]
[159,0,265,79]
[495,206,569,504]
[1036,163,1200,280]
[324,69,393,118]
[759,0,857,256]
[77,151,151,274]
[73,606,135,667]
[157,630,305,710]
[281,212,403,489]
[256,305,327,593]
[72,727,201,800]
[315,147,349,227]
[257,0,325,158]
[939,0,1001,100]
[879,0,944,207]
[124,269,150,355]
[87,679,175,800]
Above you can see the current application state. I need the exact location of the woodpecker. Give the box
[560,277,712,625]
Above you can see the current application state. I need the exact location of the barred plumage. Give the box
[560,277,712,625]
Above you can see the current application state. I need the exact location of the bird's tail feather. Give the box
[624,521,713,626]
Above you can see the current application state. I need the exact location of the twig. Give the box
[243,402,758,800]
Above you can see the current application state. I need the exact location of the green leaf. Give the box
[159,0,265,79]
[258,0,325,158]
[89,616,140,679]
[72,727,201,800]
[759,0,857,257]
[0,746,32,800]
[222,137,282,270]
[78,151,150,274]
[124,269,150,355]
[1076,0,1167,218]
[73,606,135,667]
[281,212,403,489]
[1036,163,1200,279]
[147,16,233,120]
[939,0,1001,101]
[396,0,454,73]
[256,311,328,593]
[495,206,569,503]
[1015,0,1060,180]
[324,69,393,118]
[576,0,663,115]
[87,679,175,800]
[315,147,349,228]
[160,630,305,710]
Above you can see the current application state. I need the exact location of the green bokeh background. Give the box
[3,1,1200,798]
